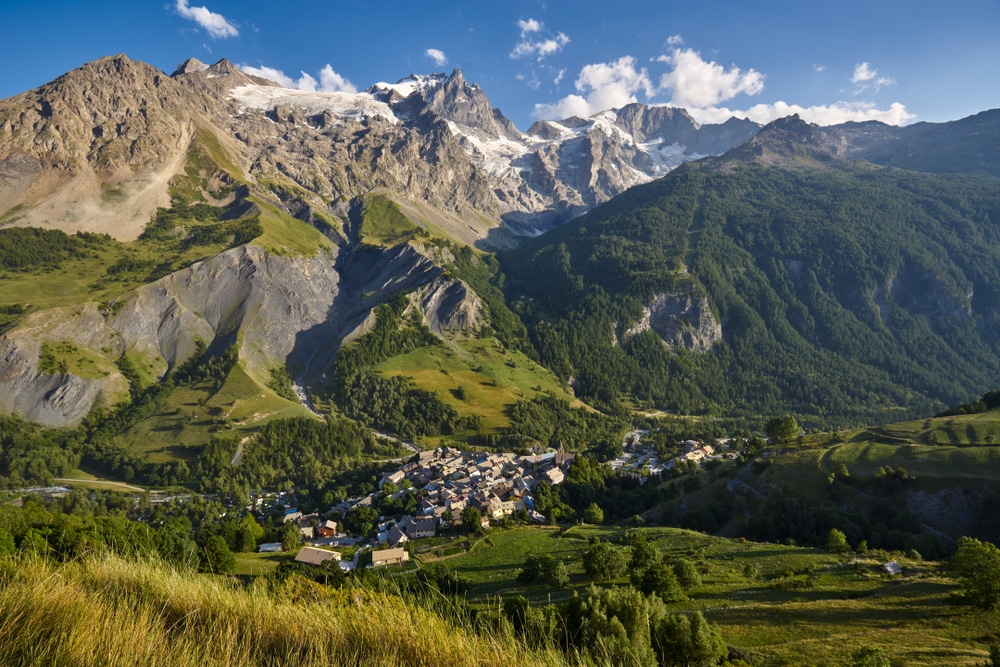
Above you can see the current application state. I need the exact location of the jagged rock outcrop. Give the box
[411,276,484,338]
[618,283,722,352]
[421,69,521,141]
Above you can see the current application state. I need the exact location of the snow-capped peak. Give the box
[369,73,446,99]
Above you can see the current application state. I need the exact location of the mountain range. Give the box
[1,54,999,437]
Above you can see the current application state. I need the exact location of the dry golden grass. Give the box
[0,553,570,667]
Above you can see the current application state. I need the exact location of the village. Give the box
[269,433,742,571]
[607,430,741,480]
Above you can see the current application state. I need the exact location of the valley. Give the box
[1,51,1000,667]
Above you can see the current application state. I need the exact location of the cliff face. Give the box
[618,283,722,353]
[110,244,343,380]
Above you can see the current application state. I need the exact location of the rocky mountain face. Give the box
[224,65,763,238]
[0,56,273,239]
[0,54,764,243]
[0,304,129,427]
[0,231,486,426]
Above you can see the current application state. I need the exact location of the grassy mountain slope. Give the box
[502,153,1000,427]
[111,362,313,464]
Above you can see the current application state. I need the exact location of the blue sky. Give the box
[2,0,998,128]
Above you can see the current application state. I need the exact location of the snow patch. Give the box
[450,124,532,179]
[229,84,399,123]
[588,113,637,146]
[370,73,446,99]
[637,140,701,178]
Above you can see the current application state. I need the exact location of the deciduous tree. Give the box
[583,502,605,524]
[951,536,1000,610]
[826,528,850,554]
[765,415,800,443]
[583,541,628,581]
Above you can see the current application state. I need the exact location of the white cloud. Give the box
[240,63,356,93]
[518,18,542,37]
[175,0,239,39]
[511,19,570,61]
[657,47,764,108]
[533,56,653,119]
[534,94,590,120]
[530,38,912,128]
[554,68,566,86]
[425,48,448,67]
[681,100,914,126]
[511,32,570,60]
[240,65,300,89]
[851,62,877,83]
[851,62,895,93]
[318,64,357,93]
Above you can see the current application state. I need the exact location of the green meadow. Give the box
[375,339,583,439]
[112,362,314,463]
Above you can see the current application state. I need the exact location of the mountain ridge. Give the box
[2,53,1000,435]
[0,54,768,244]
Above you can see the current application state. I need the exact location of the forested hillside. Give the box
[502,157,1000,427]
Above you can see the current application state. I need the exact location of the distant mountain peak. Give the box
[61,53,160,83]
[0,53,763,245]
[172,57,209,76]
[369,72,447,100]
[205,58,241,76]
[421,68,521,140]
[723,114,846,166]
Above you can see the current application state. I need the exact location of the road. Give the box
[53,478,146,492]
